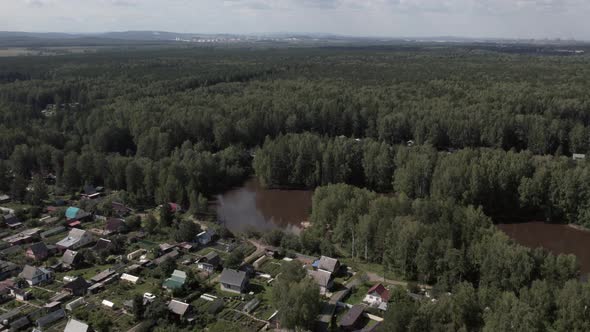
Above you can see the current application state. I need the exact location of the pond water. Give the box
[497,222,590,275]
[217,180,590,275]
[216,178,313,234]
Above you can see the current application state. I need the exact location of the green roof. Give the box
[163,278,184,290]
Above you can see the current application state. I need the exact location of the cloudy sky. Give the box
[1,0,589,39]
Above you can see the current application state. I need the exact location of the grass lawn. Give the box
[56,263,114,281]
[341,258,403,281]
[345,283,370,305]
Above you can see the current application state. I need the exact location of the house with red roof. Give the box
[363,284,390,310]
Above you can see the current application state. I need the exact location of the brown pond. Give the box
[497,222,590,275]
[216,178,313,234]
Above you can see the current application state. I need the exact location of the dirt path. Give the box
[365,272,432,289]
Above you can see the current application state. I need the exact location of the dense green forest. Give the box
[1,45,590,331]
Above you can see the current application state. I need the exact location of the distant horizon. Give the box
[1,30,587,43]
[2,1,590,41]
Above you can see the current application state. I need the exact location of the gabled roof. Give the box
[367,284,391,302]
[90,268,117,283]
[93,238,113,251]
[307,269,332,288]
[318,256,339,273]
[65,207,81,220]
[64,318,89,332]
[105,218,125,232]
[56,228,89,248]
[63,277,89,292]
[164,270,187,290]
[339,305,365,328]
[20,265,49,281]
[28,242,49,257]
[61,249,79,265]
[220,268,247,287]
[168,299,190,316]
[202,251,220,264]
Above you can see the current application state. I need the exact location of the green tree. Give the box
[132,294,145,321]
[29,173,48,205]
[159,203,174,227]
[174,219,200,242]
[271,277,320,331]
[144,214,158,234]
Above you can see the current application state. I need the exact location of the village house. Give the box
[338,305,365,331]
[26,242,50,261]
[220,268,249,294]
[0,260,19,281]
[153,249,180,266]
[105,218,126,235]
[2,213,22,228]
[196,230,216,246]
[112,202,133,217]
[168,299,192,321]
[61,250,82,269]
[81,185,103,200]
[2,228,41,246]
[10,287,31,301]
[163,270,187,290]
[65,207,92,222]
[307,269,334,295]
[64,318,89,332]
[63,277,90,296]
[93,238,114,252]
[363,284,391,310]
[56,228,94,250]
[316,255,341,275]
[90,268,118,284]
[197,252,221,273]
[19,265,53,286]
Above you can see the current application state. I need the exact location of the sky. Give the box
[1,0,590,40]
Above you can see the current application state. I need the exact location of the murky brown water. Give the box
[216,178,313,234]
[498,222,590,275]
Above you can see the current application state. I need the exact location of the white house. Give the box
[363,284,391,310]
[56,229,93,250]
[19,265,53,286]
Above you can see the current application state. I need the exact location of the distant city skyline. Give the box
[2,0,589,40]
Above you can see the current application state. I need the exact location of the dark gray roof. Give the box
[220,268,247,287]
[63,277,89,292]
[318,256,339,273]
[202,251,220,265]
[308,269,332,288]
[168,300,190,316]
[28,242,48,256]
[339,305,364,328]
[36,308,65,327]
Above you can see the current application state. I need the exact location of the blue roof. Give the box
[312,260,320,268]
[65,207,80,220]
